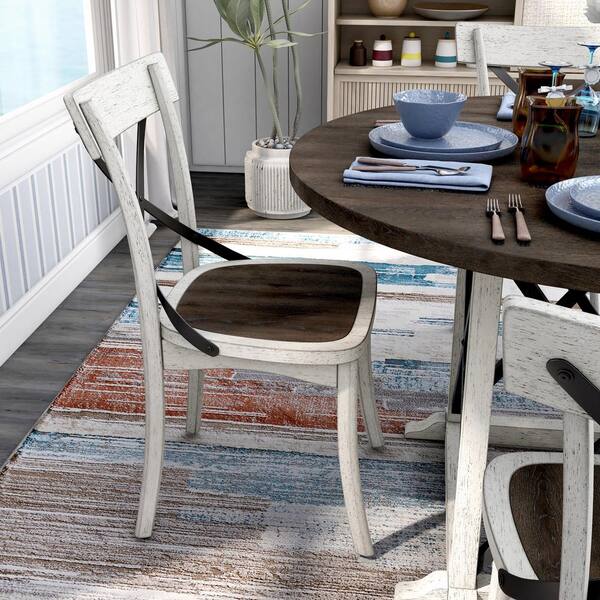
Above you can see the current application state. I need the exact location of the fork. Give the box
[486,198,506,244]
[508,193,532,245]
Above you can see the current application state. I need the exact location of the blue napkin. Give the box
[343,159,493,192]
[497,91,515,121]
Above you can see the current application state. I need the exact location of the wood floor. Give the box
[0,173,343,466]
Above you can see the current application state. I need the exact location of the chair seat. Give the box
[159,260,377,364]
[176,262,363,342]
[509,462,600,581]
[484,452,600,585]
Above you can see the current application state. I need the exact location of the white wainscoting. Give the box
[0,142,125,366]
[185,0,327,171]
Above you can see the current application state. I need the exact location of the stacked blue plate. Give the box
[546,176,600,234]
[369,121,519,162]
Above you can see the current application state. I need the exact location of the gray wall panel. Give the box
[186,0,327,170]
[0,143,119,319]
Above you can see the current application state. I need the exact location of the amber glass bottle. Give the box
[513,69,565,138]
[520,96,582,185]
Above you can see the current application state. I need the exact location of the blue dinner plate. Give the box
[369,125,518,162]
[546,177,600,234]
[569,177,600,220]
[379,121,502,153]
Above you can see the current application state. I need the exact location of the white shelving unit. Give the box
[326,0,588,120]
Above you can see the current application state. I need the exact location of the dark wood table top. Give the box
[290,97,600,292]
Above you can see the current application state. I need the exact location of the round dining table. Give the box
[289,96,600,600]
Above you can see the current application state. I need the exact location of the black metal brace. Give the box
[88,119,250,357]
[498,569,600,600]
[497,359,600,599]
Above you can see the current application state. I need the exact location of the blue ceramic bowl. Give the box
[393,89,467,139]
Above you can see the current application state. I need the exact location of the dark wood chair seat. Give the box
[509,463,600,581]
[176,262,364,343]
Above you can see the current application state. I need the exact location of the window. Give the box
[0,0,95,117]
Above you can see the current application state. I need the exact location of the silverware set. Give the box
[353,157,471,177]
[486,193,532,245]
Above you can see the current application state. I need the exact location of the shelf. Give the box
[335,59,502,78]
[335,14,514,27]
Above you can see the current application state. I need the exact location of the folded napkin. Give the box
[343,159,493,192]
[497,91,515,121]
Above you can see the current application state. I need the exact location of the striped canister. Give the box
[435,34,457,69]
[372,36,393,67]
[401,32,421,67]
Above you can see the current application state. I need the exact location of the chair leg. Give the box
[135,365,166,539]
[358,343,385,450]
[489,563,510,600]
[337,361,374,558]
[186,370,204,436]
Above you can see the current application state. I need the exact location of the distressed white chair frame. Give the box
[484,295,600,600]
[63,52,384,558]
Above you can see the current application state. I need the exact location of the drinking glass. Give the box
[520,96,582,185]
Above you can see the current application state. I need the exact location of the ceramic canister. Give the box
[435,34,457,68]
[373,36,393,67]
[401,32,421,67]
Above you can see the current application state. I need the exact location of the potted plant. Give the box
[189,0,320,219]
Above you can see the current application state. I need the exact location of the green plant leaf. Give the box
[187,36,246,51]
[249,0,265,32]
[282,30,324,37]
[264,39,297,49]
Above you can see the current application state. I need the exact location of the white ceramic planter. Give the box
[244,141,310,219]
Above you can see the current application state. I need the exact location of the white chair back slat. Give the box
[147,63,198,273]
[456,23,600,95]
[560,412,593,600]
[503,295,599,598]
[69,53,178,141]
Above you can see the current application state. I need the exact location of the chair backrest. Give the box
[63,53,201,376]
[456,23,600,95]
[503,295,600,599]
[63,52,199,276]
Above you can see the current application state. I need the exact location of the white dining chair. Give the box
[483,295,600,599]
[63,52,384,558]
[455,22,600,97]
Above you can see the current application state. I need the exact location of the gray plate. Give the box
[546,177,600,234]
[569,177,600,220]
[413,4,489,20]
[369,125,518,162]
[379,121,502,153]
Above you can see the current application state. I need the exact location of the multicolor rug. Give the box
[0,229,538,598]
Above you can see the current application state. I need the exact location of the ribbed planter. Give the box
[244,141,311,219]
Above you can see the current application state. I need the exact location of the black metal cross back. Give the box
[88,118,251,358]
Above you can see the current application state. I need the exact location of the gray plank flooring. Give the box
[0,173,342,465]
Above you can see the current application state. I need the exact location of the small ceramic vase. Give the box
[373,35,393,67]
[401,32,421,67]
[435,33,457,68]
[368,0,407,17]
[349,40,367,67]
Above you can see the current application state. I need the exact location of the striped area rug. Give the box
[0,229,538,598]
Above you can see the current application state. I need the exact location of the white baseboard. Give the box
[0,209,127,367]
